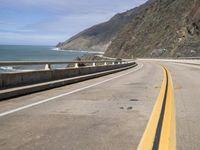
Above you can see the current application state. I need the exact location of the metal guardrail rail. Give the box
[0,60,127,70]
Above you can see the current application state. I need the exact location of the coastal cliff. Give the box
[56,8,142,52]
[57,0,200,58]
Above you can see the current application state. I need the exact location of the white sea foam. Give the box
[67,50,105,54]
[51,48,104,54]
[0,66,14,71]
[0,66,17,73]
[0,66,36,73]
[51,47,61,51]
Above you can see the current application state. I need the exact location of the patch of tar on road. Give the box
[129,99,139,102]
[127,106,133,110]
[119,106,133,111]
[120,107,124,109]
[118,99,139,111]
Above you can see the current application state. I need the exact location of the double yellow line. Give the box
[137,66,176,150]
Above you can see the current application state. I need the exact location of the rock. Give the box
[57,0,200,58]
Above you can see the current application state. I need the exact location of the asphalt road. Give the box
[0,61,199,150]
[163,62,200,150]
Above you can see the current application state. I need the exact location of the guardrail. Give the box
[0,61,136,100]
[0,60,135,91]
[178,57,200,60]
[0,60,126,71]
[138,58,200,65]
[137,57,200,60]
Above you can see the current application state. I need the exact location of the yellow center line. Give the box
[137,65,176,150]
[159,67,176,150]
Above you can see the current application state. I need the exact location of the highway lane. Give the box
[0,62,163,150]
[0,61,199,150]
[139,60,200,150]
[162,62,200,150]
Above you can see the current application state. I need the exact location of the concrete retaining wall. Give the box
[138,58,200,65]
[0,63,135,89]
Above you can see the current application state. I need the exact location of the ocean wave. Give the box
[0,66,14,71]
[0,66,17,73]
[0,66,36,73]
[51,47,61,51]
[51,48,104,54]
[67,50,104,54]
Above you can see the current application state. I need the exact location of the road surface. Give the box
[0,61,200,150]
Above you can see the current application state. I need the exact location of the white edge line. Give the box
[0,64,143,117]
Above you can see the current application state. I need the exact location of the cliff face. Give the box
[56,6,144,52]
[175,0,200,57]
[58,0,200,58]
[105,0,200,58]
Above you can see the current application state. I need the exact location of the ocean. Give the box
[0,45,101,73]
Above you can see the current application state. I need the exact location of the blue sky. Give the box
[0,0,147,45]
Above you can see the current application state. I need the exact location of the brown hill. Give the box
[56,6,145,52]
[57,0,200,58]
[105,0,200,58]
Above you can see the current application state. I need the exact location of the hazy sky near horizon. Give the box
[0,0,147,45]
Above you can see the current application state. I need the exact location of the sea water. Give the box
[0,45,99,73]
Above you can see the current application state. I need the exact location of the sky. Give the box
[0,0,147,46]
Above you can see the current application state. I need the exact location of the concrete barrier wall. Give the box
[138,58,200,65]
[0,63,135,89]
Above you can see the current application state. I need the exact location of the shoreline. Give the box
[52,48,105,54]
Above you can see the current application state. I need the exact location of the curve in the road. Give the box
[138,65,176,150]
[0,64,143,117]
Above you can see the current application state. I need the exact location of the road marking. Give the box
[137,66,176,150]
[0,64,143,117]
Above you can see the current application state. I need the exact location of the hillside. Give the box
[57,0,200,58]
[56,3,147,52]
[105,0,200,58]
